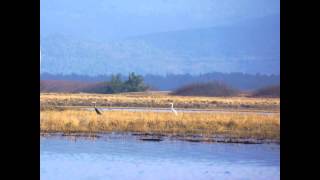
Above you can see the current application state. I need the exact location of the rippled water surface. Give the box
[40,134,280,180]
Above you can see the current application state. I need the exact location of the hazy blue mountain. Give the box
[41,0,280,41]
[40,15,279,75]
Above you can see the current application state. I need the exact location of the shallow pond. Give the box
[40,134,279,180]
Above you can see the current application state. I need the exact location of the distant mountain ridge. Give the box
[40,15,279,75]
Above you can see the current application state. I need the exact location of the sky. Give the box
[41,0,280,41]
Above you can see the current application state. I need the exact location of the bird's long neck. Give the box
[171,104,174,108]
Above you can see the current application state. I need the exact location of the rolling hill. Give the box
[40,15,279,75]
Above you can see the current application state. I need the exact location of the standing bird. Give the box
[93,102,102,115]
[170,103,178,116]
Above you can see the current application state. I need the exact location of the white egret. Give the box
[170,103,178,116]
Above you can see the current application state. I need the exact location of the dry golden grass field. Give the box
[41,110,279,140]
[40,92,280,140]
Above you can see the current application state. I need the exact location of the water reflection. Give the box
[41,134,280,180]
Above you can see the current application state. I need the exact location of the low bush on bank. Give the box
[171,82,239,97]
[251,85,280,98]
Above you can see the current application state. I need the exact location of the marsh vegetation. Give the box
[41,92,280,111]
[40,92,280,142]
[41,110,279,140]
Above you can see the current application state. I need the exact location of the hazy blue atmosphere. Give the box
[40,0,280,75]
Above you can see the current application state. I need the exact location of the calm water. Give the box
[40,134,280,180]
[83,107,278,115]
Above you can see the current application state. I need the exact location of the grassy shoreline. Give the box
[40,132,279,144]
[41,92,280,111]
[40,109,280,141]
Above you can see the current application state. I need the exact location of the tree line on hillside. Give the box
[81,73,148,94]
[40,73,148,94]
[40,72,280,91]
[40,72,279,97]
